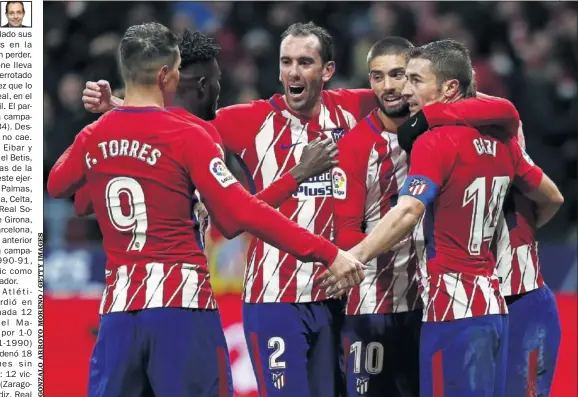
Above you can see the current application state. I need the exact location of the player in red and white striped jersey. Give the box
[332,37,527,397]
[494,125,562,397]
[81,23,374,396]
[332,38,423,397]
[57,24,365,397]
[210,23,377,397]
[341,40,563,397]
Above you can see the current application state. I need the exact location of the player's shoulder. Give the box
[341,111,381,145]
[174,111,223,145]
[216,99,274,122]
[325,88,374,102]
[425,124,479,147]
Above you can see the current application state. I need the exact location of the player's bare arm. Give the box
[351,196,424,264]
[521,173,564,228]
[320,195,423,294]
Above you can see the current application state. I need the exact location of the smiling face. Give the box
[368,54,410,119]
[6,2,24,27]
[279,34,335,116]
[402,57,443,115]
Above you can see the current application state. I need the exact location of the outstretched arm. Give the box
[184,125,366,288]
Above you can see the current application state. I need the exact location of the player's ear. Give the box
[158,65,170,89]
[198,76,207,94]
[441,78,460,100]
[322,61,336,84]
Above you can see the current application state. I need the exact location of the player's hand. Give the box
[193,201,209,237]
[318,249,366,296]
[397,110,429,152]
[82,80,115,113]
[290,137,339,183]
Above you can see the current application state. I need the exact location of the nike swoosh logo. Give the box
[411,119,418,127]
[280,142,302,150]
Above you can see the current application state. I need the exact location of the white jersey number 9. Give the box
[105,176,148,251]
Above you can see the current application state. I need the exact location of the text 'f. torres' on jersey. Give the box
[47,106,342,314]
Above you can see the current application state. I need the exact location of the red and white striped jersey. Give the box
[400,125,544,322]
[495,190,544,296]
[212,89,376,303]
[333,110,423,315]
[494,124,544,296]
[49,107,342,314]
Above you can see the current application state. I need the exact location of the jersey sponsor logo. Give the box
[209,158,237,187]
[332,167,347,200]
[408,177,428,196]
[292,171,333,198]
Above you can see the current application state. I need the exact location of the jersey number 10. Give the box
[105,176,148,252]
[462,176,510,256]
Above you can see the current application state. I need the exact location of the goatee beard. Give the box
[375,95,410,119]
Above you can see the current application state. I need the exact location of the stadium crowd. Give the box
[43,1,576,249]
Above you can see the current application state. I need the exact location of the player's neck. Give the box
[123,85,166,108]
[441,92,464,104]
[376,109,405,133]
[282,96,322,120]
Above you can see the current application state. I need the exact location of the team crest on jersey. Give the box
[272,372,285,389]
[209,158,236,187]
[332,167,347,200]
[331,128,345,142]
[356,377,369,394]
[408,177,428,196]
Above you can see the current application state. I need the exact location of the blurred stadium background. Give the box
[43,2,577,396]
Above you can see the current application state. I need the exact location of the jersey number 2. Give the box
[462,176,510,255]
[105,176,148,252]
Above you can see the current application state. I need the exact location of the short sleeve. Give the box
[510,139,543,192]
[211,103,265,154]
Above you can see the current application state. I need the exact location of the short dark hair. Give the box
[367,36,414,64]
[281,21,334,64]
[5,1,24,13]
[118,22,180,85]
[179,29,221,70]
[408,40,473,95]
